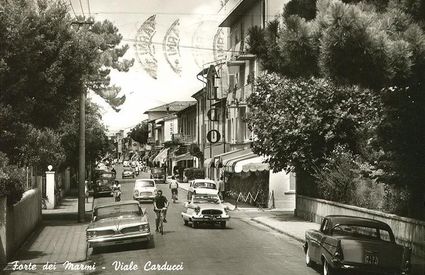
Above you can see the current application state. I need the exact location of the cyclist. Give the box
[169,175,179,202]
[153,190,169,232]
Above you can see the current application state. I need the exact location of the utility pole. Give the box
[71,20,93,223]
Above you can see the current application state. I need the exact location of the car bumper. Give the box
[133,195,155,201]
[190,215,230,223]
[87,232,151,247]
[333,261,407,275]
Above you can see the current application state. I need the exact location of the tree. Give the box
[129,122,149,144]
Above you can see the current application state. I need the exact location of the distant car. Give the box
[86,200,151,250]
[122,167,135,179]
[123,161,129,167]
[133,179,157,202]
[187,179,218,200]
[182,193,230,228]
[304,215,411,275]
[150,167,165,184]
[93,171,116,198]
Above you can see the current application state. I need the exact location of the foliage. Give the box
[248,74,381,173]
[183,168,205,181]
[129,122,148,144]
[188,143,203,161]
[283,0,317,20]
[0,152,27,205]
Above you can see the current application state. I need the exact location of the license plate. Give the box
[365,255,379,265]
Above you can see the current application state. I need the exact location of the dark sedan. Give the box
[304,215,411,275]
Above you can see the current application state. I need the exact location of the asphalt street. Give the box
[87,165,319,275]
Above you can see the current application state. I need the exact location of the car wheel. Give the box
[184,220,189,226]
[220,221,226,228]
[305,245,314,267]
[192,221,199,228]
[323,259,334,275]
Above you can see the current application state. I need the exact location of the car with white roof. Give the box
[133,179,157,202]
[187,179,218,200]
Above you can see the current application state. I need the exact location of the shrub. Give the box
[0,153,27,205]
[183,168,205,181]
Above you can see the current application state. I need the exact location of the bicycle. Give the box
[156,208,167,235]
[171,189,178,203]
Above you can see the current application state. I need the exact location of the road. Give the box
[89,165,318,275]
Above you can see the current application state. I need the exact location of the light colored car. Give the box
[133,179,157,201]
[187,179,218,200]
[86,200,151,249]
[304,215,411,275]
[182,193,230,228]
[122,167,134,179]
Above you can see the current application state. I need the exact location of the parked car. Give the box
[150,167,165,184]
[93,170,116,198]
[187,179,218,200]
[304,215,411,275]
[133,179,157,202]
[181,193,230,228]
[86,200,151,250]
[122,167,135,179]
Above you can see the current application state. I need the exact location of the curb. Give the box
[250,218,305,244]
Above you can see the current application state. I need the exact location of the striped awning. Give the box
[153,148,169,163]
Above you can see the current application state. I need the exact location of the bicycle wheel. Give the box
[159,218,164,235]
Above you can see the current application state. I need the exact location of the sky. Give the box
[69,0,225,133]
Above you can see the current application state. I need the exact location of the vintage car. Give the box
[187,179,218,200]
[93,170,116,198]
[150,167,166,184]
[122,167,135,179]
[86,200,151,250]
[304,215,411,275]
[181,193,230,228]
[133,179,157,202]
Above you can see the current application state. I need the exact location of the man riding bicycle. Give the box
[153,190,169,232]
[169,175,179,201]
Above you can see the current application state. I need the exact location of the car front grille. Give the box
[201,209,222,215]
[140,192,152,196]
[120,226,140,234]
[96,229,115,236]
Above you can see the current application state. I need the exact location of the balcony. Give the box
[219,0,258,27]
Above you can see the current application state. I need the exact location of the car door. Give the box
[310,218,330,262]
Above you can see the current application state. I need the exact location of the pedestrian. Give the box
[218,176,225,201]
[84,180,89,203]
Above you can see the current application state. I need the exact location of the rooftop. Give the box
[143,101,197,114]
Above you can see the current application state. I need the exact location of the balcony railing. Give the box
[172,133,194,144]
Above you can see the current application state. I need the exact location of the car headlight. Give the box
[139,224,150,232]
[224,206,230,214]
[133,190,139,197]
[87,230,96,238]
[195,206,200,214]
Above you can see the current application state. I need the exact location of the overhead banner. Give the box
[163,19,182,76]
[134,15,158,79]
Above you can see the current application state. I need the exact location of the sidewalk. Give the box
[3,193,93,272]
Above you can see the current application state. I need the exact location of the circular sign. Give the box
[207,130,221,144]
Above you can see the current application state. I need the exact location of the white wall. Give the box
[269,170,295,210]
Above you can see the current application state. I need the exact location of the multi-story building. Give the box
[210,0,295,210]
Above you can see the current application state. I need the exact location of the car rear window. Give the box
[193,182,216,189]
[193,194,220,204]
[332,224,394,242]
[135,180,155,188]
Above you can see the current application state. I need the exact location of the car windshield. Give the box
[95,204,140,221]
[193,182,216,189]
[332,224,394,242]
[135,180,154,188]
[193,194,220,204]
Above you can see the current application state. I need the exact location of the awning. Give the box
[221,149,253,168]
[237,156,269,173]
[153,148,169,163]
[224,152,256,172]
[174,152,193,162]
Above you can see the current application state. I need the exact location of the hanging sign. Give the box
[207,130,221,144]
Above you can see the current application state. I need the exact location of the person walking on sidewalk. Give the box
[218,176,225,201]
